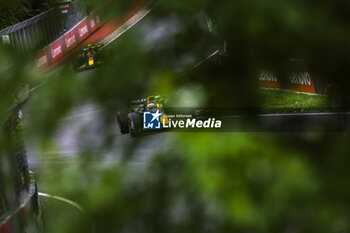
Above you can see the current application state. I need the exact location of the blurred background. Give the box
[1,0,350,232]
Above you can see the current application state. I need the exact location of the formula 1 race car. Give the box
[117,96,168,137]
[73,43,104,71]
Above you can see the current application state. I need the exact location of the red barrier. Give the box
[64,30,78,51]
[289,72,316,94]
[36,50,49,69]
[258,70,325,95]
[35,0,147,72]
[35,12,105,71]
[95,13,102,27]
[0,177,42,233]
[77,20,89,41]
[259,71,281,89]
[50,39,63,63]
[0,220,12,233]
[89,15,97,31]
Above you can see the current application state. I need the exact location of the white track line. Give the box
[259,112,350,117]
[221,112,350,118]
[39,192,85,213]
[192,50,219,70]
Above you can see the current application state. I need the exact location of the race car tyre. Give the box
[128,112,142,137]
[117,111,129,134]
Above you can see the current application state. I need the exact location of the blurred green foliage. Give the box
[0,0,56,29]
[261,89,330,112]
[2,0,350,232]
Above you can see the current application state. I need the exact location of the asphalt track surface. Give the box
[26,102,175,169]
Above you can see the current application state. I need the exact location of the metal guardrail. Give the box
[0,84,32,224]
[0,110,29,223]
[0,1,87,55]
[0,9,63,53]
[0,173,43,233]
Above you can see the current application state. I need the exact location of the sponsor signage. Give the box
[258,70,320,94]
[64,30,77,50]
[259,71,281,89]
[77,20,89,40]
[50,40,63,63]
[58,3,72,14]
[95,14,102,26]
[34,0,144,69]
[59,4,70,9]
[289,72,316,94]
[36,50,48,68]
[89,16,96,31]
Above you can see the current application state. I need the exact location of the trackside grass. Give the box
[260,88,330,113]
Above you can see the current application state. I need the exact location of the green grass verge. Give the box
[260,88,330,113]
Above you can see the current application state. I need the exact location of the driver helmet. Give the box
[147,102,160,109]
[147,102,156,108]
